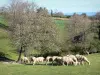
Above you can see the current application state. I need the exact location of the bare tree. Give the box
[95,12,100,40]
[64,13,91,54]
[4,0,59,61]
[32,7,60,55]
[53,11,64,18]
[51,10,53,16]
[6,0,36,61]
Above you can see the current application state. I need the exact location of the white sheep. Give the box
[62,56,76,66]
[21,56,29,64]
[56,56,62,60]
[45,56,53,65]
[29,56,36,64]
[36,57,45,63]
[75,54,90,65]
[67,55,78,66]
[32,57,45,65]
[52,56,58,65]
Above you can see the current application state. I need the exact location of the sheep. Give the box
[46,56,61,65]
[45,56,53,65]
[75,54,90,65]
[54,56,63,65]
[62,56,76,66]
[21,56,29,64]
[56,56,62,60]
[29,56,36,64]
[31,57,45,65]
[52,56,58,65]
[66,55,78,66]
[36,57,45,63]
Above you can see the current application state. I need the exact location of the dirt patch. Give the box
[2,61,20,65]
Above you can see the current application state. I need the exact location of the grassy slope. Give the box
[54,19,66,43]
[0,16,18,60]
[0,16,8,26]
[0,28,18,59]
[0,54,100,75]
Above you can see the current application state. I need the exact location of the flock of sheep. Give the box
[21,54,90,66]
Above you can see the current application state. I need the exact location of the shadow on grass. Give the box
[26,63,46,66]
[0,52,14,62]
[0,56,14,62]
[0,23,8,30]
[25,62,62,66]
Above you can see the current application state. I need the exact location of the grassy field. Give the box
[54,19,65,29]
[0,17,100,75]
[0,16,18,59]
[0,53,100,75]
[0,16,8,26]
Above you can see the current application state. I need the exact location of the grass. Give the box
[0,16,100,75]
[0,17,100,75]
[0,16,18,60]
[0,16,8,26]
[0,28,18,59]
[54,19,65,29]
[0,53,100,75]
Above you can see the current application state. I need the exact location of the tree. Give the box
[3,0,59,61]
[88,11,100,53]
[53,11,64,18]
[64,13,91,54]
[95,12,100,40]
[6,0,37,61]
[37,7,49,16]
[51,10,53,16]
[81,13,87,18]
[33,7,60,56]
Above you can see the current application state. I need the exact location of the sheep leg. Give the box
[77,62,80,65]
[26,60,29,64]
[63,62,65,66]
[52,62,53,65]
[88,61,90,65]
[46,61,47,65]
[46,60,49,65]
[67,62,68,66]
[85,59,90,65]
[75,61,78,66]
[86,60,90,65]
[73,62,76,66]
[33,61,36,65]
[81,61,84,65]
[24,60,26,64]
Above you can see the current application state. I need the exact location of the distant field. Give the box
[0,16,7,26]
[0,54,100,75]
[54,19,65,29]
[53,17,69,21]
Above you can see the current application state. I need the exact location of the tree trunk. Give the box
[98,25,100,40]
[16,46,23,62]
